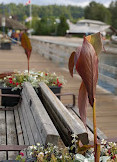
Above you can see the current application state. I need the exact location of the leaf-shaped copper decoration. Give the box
[78,82,88,126]
[76,37,98,107]
[74,47,82,66]
[86,32,102,56]
[21,33,32,60]
[21,33,32,72]
[68,51,76,77]
[68,47,82,77]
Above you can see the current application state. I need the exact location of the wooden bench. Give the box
[38,82,107,146]
[0,82,59,161]
[38,82,90,146]
[0,82,108,160]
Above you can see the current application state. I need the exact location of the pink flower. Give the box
[20,152,24,156]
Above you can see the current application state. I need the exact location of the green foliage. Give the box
[57,15,69,36]
[32,17,56,35]
[84,1,112,24]
[2,1,117,34]
[0,3,84,23]
[109,1,117,29]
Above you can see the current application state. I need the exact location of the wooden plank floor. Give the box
[0,44,117,139]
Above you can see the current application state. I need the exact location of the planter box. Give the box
[49,86,61,99]
[36,86,61,100]
[0,86,61,107]
[0,87,21,107]
[1,42,11,50]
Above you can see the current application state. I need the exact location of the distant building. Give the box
[67,19,116,36]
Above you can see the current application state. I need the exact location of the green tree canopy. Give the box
[57,15,69,36]
[84,1,111,24]
[109,1,117,29]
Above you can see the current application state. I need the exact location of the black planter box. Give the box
[36,86,61,100]
[1,42,11,50]
[49,86,61,99]
[0,87,21,107]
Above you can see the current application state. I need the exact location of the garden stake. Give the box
[28,57,30,74]
[93,98,100,162]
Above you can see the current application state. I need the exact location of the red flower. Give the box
[20,152,24,156]
[45,73,48,76]
[9,78,12,80]
[9,80,13,84]
[108,149,111,155]
[16,83,19,86]
[112,155,116,159]
[57,78,59,83]
[59,83,62,87]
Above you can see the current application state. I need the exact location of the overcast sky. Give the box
[0,0,115,7]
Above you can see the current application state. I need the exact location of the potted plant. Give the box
[0,70,66,106]
[16,139,116,162]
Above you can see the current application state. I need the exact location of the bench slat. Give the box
[20,99,35,145]
[18,102,30,145]
[14,109,24,145]
[21,91,42,144]
[39,82,89,146]
[6,111,18,160]
[0,111,6,160]
[68,108,94,141]
[22,82,59,146]
[72,106,107,140]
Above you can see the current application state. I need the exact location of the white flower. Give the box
[45,151,49,154]
[37,143,40,146]
[101,139,107,145]
[28,146,34,150]
[33,146,37,150]
[39,152,44,156]
[29,152,32,155]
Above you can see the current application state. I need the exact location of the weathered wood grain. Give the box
[0,111,6,160]
[68,108,94,142]
[14,108,24,145]
[18,101,30,145]
[21,91,41,144]
[39,82,89,146]
[21,82,59,146]
[6,111,18,160]
[72,106,107,140]
[20,98,35,145]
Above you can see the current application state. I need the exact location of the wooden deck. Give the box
[0,44,117,139]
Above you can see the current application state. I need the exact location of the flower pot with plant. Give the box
[0,70,66,106]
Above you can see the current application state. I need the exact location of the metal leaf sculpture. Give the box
[68,32,103,162]
[21,33,32,73]
[68,32,102,125]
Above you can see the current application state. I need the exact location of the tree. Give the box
[57,15,69,36]
[109,1,117,29]
[32,17,56,35]
[84,1,111,24]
